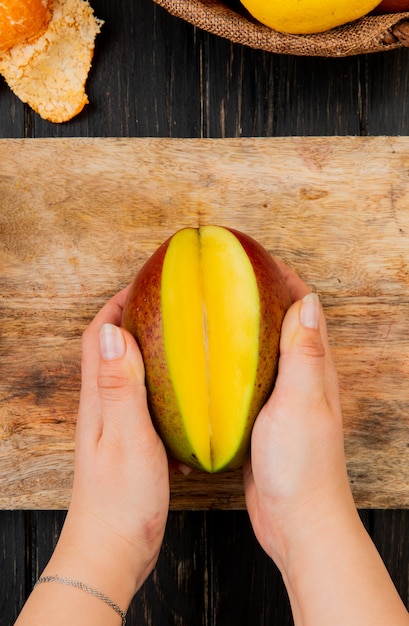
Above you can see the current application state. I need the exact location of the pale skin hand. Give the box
[16,286,170,625]
[244,260,409,626]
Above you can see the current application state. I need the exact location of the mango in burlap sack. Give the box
[153,0,409,57]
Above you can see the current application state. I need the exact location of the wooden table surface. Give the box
[2,1,409,623]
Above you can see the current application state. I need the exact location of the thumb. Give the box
[98,323,153,436]
[269,293,327,411]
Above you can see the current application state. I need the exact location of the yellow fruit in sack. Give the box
[240,0,382,34]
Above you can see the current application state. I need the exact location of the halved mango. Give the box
[122,226,291,472]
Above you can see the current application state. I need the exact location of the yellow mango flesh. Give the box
[161,226,260,472]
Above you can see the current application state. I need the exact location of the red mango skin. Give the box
[372,0,409,12]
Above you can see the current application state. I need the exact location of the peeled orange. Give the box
[0,0,51,54]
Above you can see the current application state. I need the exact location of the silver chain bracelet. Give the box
[34,575,126,625]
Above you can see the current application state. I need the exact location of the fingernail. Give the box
[178,463,192,476]
[300,293,320,329]
[100,323,126,360]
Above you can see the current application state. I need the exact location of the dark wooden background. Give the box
[1,1,409,624]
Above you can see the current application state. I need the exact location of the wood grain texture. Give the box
[372,510,409,608]
[1,135,409,509]
[0,511,26,623]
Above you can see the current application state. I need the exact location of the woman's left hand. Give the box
[49,286,170,608]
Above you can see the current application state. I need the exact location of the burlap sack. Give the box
[153,0,409,57]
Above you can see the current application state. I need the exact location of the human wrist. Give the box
[262,482,360,575]
[279,499,365,609]
[268,490,409,626]
[44,510,159,612]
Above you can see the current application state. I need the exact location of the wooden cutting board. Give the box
[1,136,409,510]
